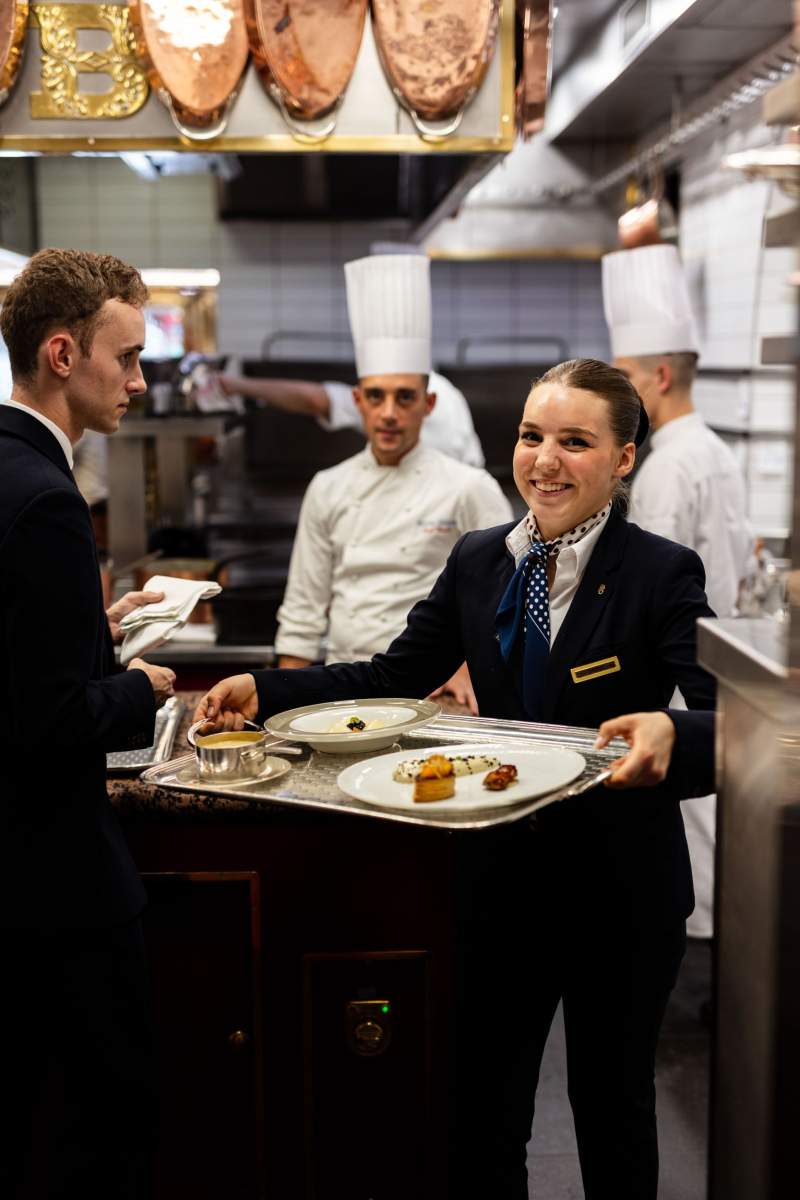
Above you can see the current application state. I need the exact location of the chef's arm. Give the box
[278,655,312,669]
[217,374,331,420]
[274,476,334,664]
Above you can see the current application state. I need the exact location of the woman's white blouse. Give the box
[504,509,611,646]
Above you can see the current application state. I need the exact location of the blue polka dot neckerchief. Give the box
[495,503,611,720]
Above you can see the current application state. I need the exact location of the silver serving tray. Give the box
[107,697,185,773]
[139,714,621,830]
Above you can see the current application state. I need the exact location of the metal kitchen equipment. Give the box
[106,696,184,772]
[129,0,249,139]
[245,0,368,141]
[0,0,27,106]
[142,714,620,830]
[371,0,502,139]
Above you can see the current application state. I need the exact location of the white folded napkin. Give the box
[119,574,222,665]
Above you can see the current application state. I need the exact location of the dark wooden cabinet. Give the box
[124,812,460,1199]
[141,872,264,1199]
[303,951,433,1200]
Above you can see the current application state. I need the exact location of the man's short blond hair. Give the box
[0,248,148,381]
[636,351,699,391]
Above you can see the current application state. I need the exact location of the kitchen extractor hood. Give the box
[546,0,794,144]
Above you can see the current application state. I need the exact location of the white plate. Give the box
[174,756,292,787]
[265,698,440,754]
[336,742,586,812]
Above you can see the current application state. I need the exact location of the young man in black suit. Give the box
[0,249,176,1198]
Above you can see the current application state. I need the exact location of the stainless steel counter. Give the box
[698,615,800,1200]
[117,640,275,666]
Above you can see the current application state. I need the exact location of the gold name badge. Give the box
[570,655,621,684]
[30,3,148,119]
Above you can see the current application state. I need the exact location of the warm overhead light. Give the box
[140,269,220,289]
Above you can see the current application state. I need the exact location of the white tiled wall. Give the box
[35,157,611,369]
[33,137,797,539]
[680,106,797,539]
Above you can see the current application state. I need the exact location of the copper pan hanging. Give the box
[129,1,249,141]
[245,0,368,144]
[371,0,501,141]
[0,0,28,108]
[515,0,553,140]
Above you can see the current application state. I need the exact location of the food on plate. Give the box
[326,714,386,733]
[392,752,501,784]
[413,754,456,803]
[483,764,519,791]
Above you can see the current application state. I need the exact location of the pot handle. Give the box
[272,86,342,145]
[162,90,239,143]
[407,105,465,142]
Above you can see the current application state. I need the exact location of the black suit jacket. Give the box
[257,509,717,925]
[0,406,155,929]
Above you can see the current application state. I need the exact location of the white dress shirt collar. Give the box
[2,398,75,468]
[505,506,613,645]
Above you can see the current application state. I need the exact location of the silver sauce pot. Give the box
[186,720,273,781]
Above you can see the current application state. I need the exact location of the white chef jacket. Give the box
[320,370,485,467]
[275,441,512,664]
[628,411,750,618]
[629,409,750,939]
[73,429,109,507]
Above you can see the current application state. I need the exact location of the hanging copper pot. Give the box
[617,174,678,249]
[244,0,368,143]
[0,1,28,108]
[129,1,249,141]
[515,0,553,140]
[371,0,501,141]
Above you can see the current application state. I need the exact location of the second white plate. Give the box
[337,742,586,813]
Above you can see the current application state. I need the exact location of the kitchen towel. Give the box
[119,574,222,665]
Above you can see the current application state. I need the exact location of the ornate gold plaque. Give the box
[0,1,29,106]
[30,3,149,119]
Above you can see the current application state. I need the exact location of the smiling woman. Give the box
[514,356,647,541]
[193,357,714,1199]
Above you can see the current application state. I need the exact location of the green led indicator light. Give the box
[381,1005,390,1014]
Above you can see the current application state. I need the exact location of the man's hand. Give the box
[106,590,165,644]
[193,673,259,730]
[216,373,244,397]
[127,657,176,708]
[594,711,676,789]
[428,662,478,716]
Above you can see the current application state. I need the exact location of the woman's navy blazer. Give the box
[257,507,717,926]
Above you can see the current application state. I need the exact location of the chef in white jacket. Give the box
[216,368,486,467]
[274,255,512,710]
[603,242,750,938]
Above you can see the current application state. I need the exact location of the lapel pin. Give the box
[597,583,606,595]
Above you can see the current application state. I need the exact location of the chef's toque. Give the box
[345,254,432,379]
[602,244,699,359]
